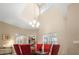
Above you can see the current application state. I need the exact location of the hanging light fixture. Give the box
[29,4,40,28]
[36,22,40,28]
[33,20,37,24]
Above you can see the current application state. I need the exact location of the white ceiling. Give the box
[0,3,37,29]
[0,3,71,30]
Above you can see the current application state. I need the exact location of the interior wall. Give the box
[38,3,79,55]
[0,21,38,35]
[38,4,67,54]
[0,21,38,47]
[66,3,79,55]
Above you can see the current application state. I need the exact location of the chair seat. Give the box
[20,44,31,55]
[44,44,51,52]
[51,44,60,55]
[14,44,22,55]
[35,44,42,51]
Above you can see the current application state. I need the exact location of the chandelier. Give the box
[29,4,40,28]
[29,20,40,28]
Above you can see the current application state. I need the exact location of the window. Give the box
[15,34,28,44]
[43,33,58,44]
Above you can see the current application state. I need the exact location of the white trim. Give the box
[18,45,22,55]
[49,44,53,55]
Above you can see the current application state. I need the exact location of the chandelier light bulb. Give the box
[29,21,32,25]
[32,24,35,27]
[36,22,40,28]
[33,20,36,24]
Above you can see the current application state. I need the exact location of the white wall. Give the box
[0,21,38,47]
[38,4,67,54]
[66,4,79,54]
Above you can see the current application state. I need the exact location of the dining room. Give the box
[0,3,79,55]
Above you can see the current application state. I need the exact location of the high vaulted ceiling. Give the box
[0,3,71,30]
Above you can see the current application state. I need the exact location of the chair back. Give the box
[51,44,60,55]
[44,44,51,52]
[20,44,31,55]
[36,44,42,51]
[14,44,22,55]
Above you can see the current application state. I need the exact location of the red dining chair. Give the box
[35,44,42,51]
[50,44,60,55]
[20,44,31,55]
[14,44,22,55]
[44,44,51,54]
[44,44,51,52]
